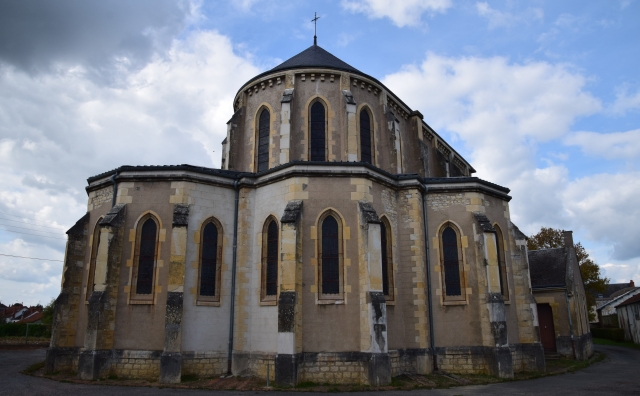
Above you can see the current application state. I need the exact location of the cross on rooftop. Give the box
[312,12,320,45]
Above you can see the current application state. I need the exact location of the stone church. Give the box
[46,41,547,386]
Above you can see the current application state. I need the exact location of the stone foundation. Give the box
[510,343,545,372]
[182,351,228,377]
[45,347,80,373]
[232,351,276,382]
[389,348,432,376]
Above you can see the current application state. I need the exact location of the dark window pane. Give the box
[321,215,339,294]
[136,219,157,295]
[266,220,278,296]
[200,222,218,296]
[381,223,389,295]
[496,234,504,296]
[310,101,325,161]
[360,110,372,164]
[258,109,270,172]
[442,227,461,296]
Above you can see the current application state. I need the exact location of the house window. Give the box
[310,101,326,161]
[261,217,279,302]
[257,108,270,172]
[319,212,343,299]
[198,219,223,302]
[380,217,394,300]
[440,224,465,300]
[494,224,509,300]
[132,216,159,298]
[360,109,372,164]
[86,219,102,301]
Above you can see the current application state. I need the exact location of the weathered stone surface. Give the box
[473,212,495,232]
[99,203,126,227]
[280,200,302,223]
[172,204,189,227]
[359,201,381,224]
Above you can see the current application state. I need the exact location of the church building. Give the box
[46,40,546,386]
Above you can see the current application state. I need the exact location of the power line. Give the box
[0,223,65,235]
[0,211,67,229]
[0,216,66,231]
[0,227,67,240]
[0,253,64,262]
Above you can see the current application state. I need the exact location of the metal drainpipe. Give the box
[421,185,437,371]
[110,170,119,207]
[565,290,576,358]
[227,177,241,375]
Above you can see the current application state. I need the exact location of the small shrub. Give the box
[23,361,45,374]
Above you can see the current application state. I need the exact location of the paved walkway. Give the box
[1,345,639,395]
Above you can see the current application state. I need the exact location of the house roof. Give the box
[268,44,362,76]
[16,310,42,324]
[616,293,640,308]
[528,248,567,288]
[597,287,640,311]
[602,282,635,298]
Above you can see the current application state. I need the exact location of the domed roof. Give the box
[238,44,366,93]
[269,44,362,75]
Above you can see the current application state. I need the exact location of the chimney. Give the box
[631,280,635,287]
[562,230,574,249]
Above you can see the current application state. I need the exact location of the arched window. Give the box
[360,109,372,164]
[86,219,102,301]
[494,224,509,300]
[440,224,465,300]
[310,101,326,161]
[380,217,394,300]
[198,219,223,302]
[257,108,270,172]
[319,213,343,298]
[134,217,158,296]
[261,217,279,302]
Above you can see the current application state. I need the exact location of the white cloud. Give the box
[608,88,640,115]
[476,2,543,29]
[380,52,640,269]
[564,129,640,159]
[0,30,260,304]
[341,0,452,27]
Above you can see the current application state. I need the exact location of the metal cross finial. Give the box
[312,12,320,45]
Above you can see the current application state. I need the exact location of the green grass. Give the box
[180,374,199,382]
[22,361,45,374]
[294,381,319,389]
[593,337,640,349]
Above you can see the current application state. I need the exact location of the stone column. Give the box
[473,213,513,379]
[343,90,358,162]
[275,200,303,387]
[280,89,294,165]
[45,213,90,373]
[78,204,126,380]
[160,204,190,383]
[358,202,390,386]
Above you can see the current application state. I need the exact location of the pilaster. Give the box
[343,90,358,162]
[160,204,190,383]
[275,200,303,387]
[280,89,294,165]
[78,204,126,380]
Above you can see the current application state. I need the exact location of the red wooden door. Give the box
[537,303,557,353]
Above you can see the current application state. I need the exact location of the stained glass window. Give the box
[442,226,462,296]
[310,101,326,161]
[257,109,270,172]
[360,110,372,164]
[136,218,157,295]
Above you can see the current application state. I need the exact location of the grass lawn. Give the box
[593,337,640,349]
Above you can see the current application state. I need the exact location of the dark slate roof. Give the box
[616,292,640,308]
[528,248,567,288]
[602,282,635,299]
[269,45,362,75]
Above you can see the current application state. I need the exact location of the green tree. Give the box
[528,227,608,321]
[41,298,55,325]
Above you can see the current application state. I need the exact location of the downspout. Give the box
[421,185,437,371]
[565,290,576,359]
[227,177,241,374]
[110,170,119,207]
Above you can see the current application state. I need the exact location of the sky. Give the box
[0,0,638,306]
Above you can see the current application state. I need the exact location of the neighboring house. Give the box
[592,280,636,324]
[597,287,640,327]
[16,310,43,324]
[528,231,592,360]
[0,304,23,323]
[616,294,640,344]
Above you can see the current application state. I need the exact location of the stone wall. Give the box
[182,351,228,377]
[298,352,368,384]
[110,350,161,380]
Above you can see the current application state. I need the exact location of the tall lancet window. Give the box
[320,214,341,295]
[380,217,394,299]
[360,109,372,164]
[441,225,464,298]
[136,218,158,295]
[310,101,326,161]
[257,109,270,172]
[261,217,279,302]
